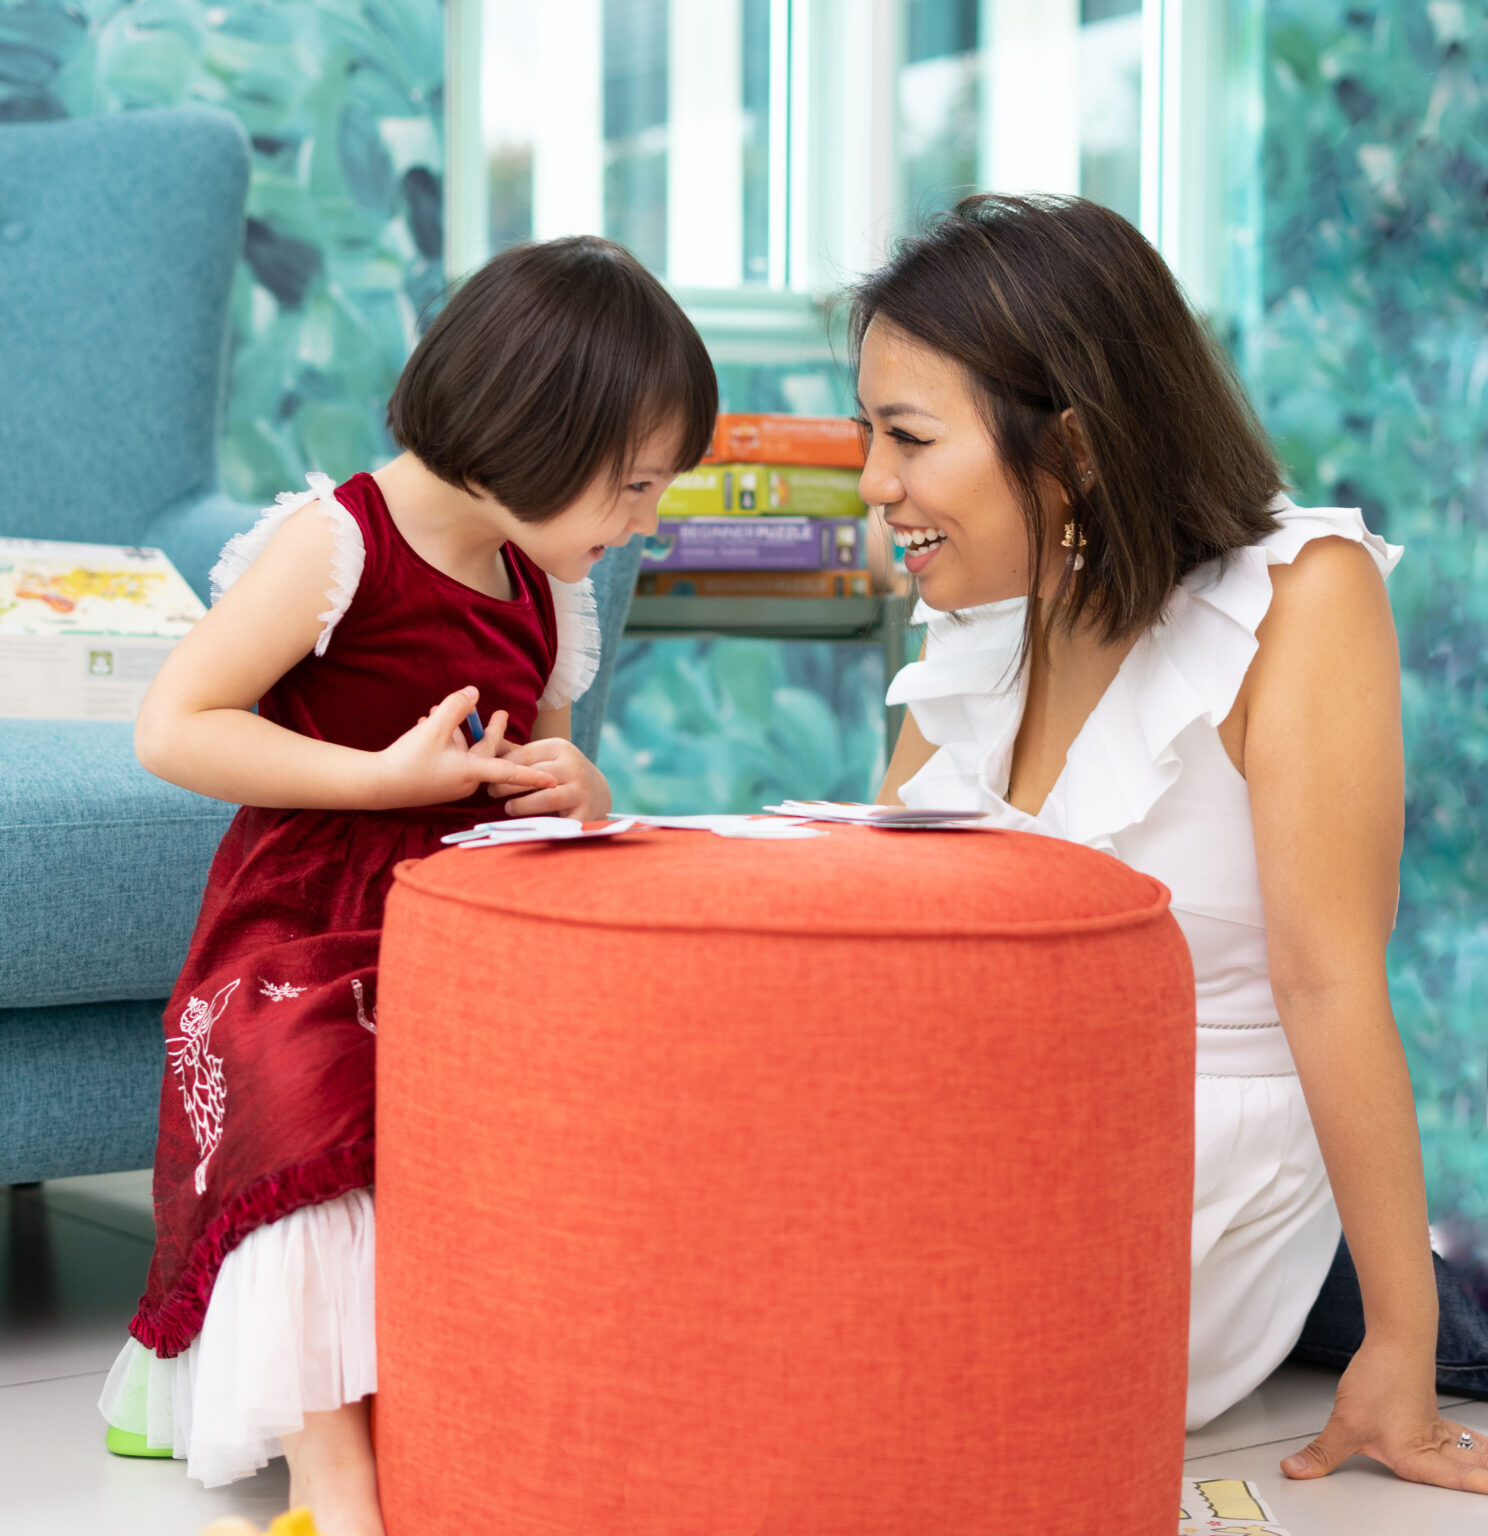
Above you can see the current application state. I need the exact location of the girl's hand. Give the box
[488,735,612,821]
[375,688,557,809]
[1282,1335,1488,1493]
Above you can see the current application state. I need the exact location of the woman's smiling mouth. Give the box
[891,524,949,574]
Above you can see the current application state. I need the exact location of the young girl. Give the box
[99,235,717,1535]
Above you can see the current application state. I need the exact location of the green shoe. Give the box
[105,1424,174,1459]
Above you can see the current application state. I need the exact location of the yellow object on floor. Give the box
[1179,1477,1290,1534]
[199,1511,320,1536]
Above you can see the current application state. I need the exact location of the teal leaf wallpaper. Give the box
[0,0,446,505]
[602,638,888,815]
[1250,0,1487,1275]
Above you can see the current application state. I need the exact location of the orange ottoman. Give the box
[376,826,1195,1534]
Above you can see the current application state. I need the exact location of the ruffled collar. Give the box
[885,498,1404,851]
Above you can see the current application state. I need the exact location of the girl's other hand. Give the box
[489,735,612,822]
[1281,1335,1488,1493]
[375,688,557,809]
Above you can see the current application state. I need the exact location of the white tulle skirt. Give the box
[99,1188,377,1488]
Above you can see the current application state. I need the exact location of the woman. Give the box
[861,193,1488,1492]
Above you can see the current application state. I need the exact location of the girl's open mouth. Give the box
[893,526,948,575]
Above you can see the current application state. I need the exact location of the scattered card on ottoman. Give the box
[764,800,991,830]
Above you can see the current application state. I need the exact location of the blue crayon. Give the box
[465,710,485,744]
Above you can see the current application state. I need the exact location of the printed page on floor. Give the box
[1179,1478,1290,1535]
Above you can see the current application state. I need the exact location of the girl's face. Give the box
[856,319,1057,612]
[509,423,684,584]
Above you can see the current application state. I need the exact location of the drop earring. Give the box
[1062,521,1088,572]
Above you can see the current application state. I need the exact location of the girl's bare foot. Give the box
[281,1399,385,1536]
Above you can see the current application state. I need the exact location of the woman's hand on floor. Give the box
[1282,1336,1488,1492]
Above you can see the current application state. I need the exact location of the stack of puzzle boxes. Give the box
[637,414,870,598]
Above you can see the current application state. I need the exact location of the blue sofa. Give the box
[0,107,641,1184]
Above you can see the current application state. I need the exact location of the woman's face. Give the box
[856,318,1055,612]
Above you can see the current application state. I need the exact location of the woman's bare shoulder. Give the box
[1248,534,1394,670]
[1262,532,1390,613]
[1222,535,1397,766]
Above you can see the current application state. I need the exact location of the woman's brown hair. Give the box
[850,194,1284,641]
[389,236,717,521]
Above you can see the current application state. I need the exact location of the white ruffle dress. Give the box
[885,498,1402,1428]
[100,476,603,1487]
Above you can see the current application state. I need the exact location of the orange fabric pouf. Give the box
[376,826,1195,1535]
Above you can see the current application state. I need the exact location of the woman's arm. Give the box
[135,508,556,811]
[1243,537,1487,1494]
[877,642,934,805]
[877,710,936,805]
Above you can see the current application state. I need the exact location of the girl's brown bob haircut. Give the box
[389,236,717,521]
[850,194,1284,642]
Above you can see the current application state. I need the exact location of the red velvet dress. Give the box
[131,472,558,1357]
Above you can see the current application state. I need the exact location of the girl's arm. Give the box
[135,507,556,811]
[529,703,572,742]
[1243,537,1487,1494]
[492,702,613,821]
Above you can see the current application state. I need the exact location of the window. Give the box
[898,0,980,220]
[471,0,784,286]
[894,0,1144,232]
[450,0,1221,411]
[1079,0,1144,224]
[454,1,1225,313]
[603,0,669,273]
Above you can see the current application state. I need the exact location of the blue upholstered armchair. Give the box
[0,107,640,1184]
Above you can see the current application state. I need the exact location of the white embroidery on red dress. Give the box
[259,980,307,1002]
[352,977,377,1034]
[167,978,239,1195]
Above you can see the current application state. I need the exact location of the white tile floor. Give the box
[3,1173,1485,1536]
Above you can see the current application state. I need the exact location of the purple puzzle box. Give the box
[639,517,866,572]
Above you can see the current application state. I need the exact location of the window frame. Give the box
[444,0,1236,350]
